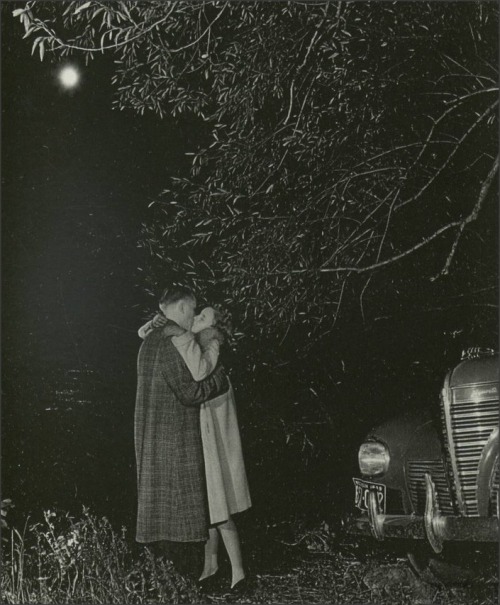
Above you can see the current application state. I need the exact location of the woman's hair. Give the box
[212,306,233,341]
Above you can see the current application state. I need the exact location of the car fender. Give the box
[366,408,442,492]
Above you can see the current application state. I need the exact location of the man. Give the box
[134,286,228,571]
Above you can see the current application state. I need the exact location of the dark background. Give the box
[1,4,191,525]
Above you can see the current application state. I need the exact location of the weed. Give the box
[1,507,198,604]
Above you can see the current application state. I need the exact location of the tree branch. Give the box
[377,189,399,261]
[397,100,498,210]
[169,4,228,54]
[31,7,176,54]
[433,154,499,279]
[27,3,225,56]
[239,218,463,278]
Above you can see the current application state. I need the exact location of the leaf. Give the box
[39,40,45,61]
[31,37,42,56]
[74,2,92,15]
[12,8,26,17]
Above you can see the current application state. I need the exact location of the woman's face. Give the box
[191,307,216,333]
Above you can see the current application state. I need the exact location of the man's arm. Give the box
[163,340,228,407]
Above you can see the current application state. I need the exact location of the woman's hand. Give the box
[198,326,225,347]
[151,313,168,328]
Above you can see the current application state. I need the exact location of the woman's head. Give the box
[191,305,233,338]
[191,307,216,334]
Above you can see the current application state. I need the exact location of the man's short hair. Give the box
[159,286,195,308]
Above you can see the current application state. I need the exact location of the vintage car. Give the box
[346,347,499,584]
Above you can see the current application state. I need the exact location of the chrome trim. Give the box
[461,347,496,360]
[452,427,496,435]
[424,472,444,553]
[441,377,466,513]
[367,490,385,540]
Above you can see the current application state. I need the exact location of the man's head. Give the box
[158,286,197,330]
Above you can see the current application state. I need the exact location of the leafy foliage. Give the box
[14,1,498,348]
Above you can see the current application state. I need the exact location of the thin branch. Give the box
[31,3,225,56]
[32,7,176,53]
[410,102,476,171]
[297,30,319,73]
[358,190,399,321]
[441,53,490,88]
[397,100,498,210]
[292,79,314,135]
[321,189,394,266]
[349,142,442,172]
[320,220,461,273]
[359,275,372,324]
[283,80,295,125]
[445,87,498,105]
[241,219,463,278]
[376,190,399,261]
[330,277,347,332]
[434,154,499,278]
[169,4,227,54]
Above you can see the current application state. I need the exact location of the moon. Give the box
[58,66,80,89]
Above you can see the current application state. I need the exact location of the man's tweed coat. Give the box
[135,326,228,543]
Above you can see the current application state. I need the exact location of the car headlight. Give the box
[358,440,390,476]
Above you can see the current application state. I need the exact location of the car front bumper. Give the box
[345,472,499,553]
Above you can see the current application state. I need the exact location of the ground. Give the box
[194,526,498,605]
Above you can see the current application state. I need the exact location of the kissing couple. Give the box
[135,286,252,596]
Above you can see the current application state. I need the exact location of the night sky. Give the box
[2,4,194,374]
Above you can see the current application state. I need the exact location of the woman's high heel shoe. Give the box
[228,576,250,597]
[198,568,221,593]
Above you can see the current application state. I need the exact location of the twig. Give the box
[441,53,489,88]
[32,6,176,54]
[330,278,347,331]
[238,218,463,278]
[30,3,225,56]
[445,87,498,106]
[169,4,227,54]
[283,81,295,125]
[376,189,399,262]
[397,100,498,210]
[433,154,499,279]
[359,276,372,324]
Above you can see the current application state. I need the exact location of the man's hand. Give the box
[151,313,168,328]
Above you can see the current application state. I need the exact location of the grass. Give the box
[1,506,498,604]
[1,507,199,604]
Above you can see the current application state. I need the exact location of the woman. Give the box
[139,306,252,593]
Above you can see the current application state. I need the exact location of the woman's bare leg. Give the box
[217,517,245,588]
[199,527,219,581]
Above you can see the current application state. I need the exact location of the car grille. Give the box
[446,384,498,516]
[407,460,454,515]
[492,459,499,517]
